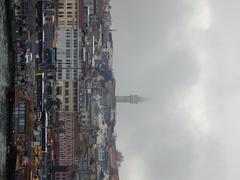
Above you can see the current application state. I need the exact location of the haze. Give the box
[112,0,240,180]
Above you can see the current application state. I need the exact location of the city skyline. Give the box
[1,0,240,180]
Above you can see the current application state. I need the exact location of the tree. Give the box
[116,150,124,167]
[51,98,61,110]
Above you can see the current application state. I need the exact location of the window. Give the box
[74,72,78,79]
[58,3,64,9]
[65,97,69,103]
[66,40,71,48]
[74,49,77,56]
[56,86,62,95]
[73,97,77,103]
[66,43,71,48]
[67,21,73,25]
[65,105,69,111]
[58,21,64,25]
[73,82,77,88]
[66,39,71,44]
[65,89,69,96]
[58,72,62,79]
[66,72,70,79]
[74,40,78,47]
[66,54,71,58]
[74,105,77,111]
[66,59,71,63]
[65,82,69,88]
[66,49,71,58]
[73,90,77,96]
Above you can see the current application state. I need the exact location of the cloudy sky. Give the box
[111,0,240,180]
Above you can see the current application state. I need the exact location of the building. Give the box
[55,0,86,112]
[56,27,82,81]
[57,0,78,28]
[55,27,83,112]
[80,111,91,125]
[116,95,145,104]
[108,144,120,180]
[56,112,80,166]
[14,85,31,144]
[56,79,78,111]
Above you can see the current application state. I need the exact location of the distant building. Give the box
[108,143,120,180]
[55,0,84,112]
[56,112,80,166]
[57,0,78,28]
[56,28,82,81]
[56,80,78,111]
[116,95,145,104]
[55,27,84,112]
[81,111,91,125]
[14,85,31,146]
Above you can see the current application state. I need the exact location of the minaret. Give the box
[116,95,145,104]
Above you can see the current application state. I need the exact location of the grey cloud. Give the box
[111,0,228,179]
[117,100,225,180]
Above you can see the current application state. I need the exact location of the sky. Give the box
[111,0,240,180]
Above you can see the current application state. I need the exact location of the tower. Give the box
[116,95,145,104]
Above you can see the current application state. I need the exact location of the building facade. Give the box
[57,0,78,28]
[55,22,83,112]
[56,27,82,81]
[56,80,78,111]
[57,112,79,166]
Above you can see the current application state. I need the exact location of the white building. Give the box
[56,27,82,81]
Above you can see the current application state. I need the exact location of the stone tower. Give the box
[116,95,145,104]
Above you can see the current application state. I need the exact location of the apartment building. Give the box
[56,112,80,166]
[56,80,78,111]
[57,0,78,28]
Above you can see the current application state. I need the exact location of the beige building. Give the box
[56,80,78,111]
[56,0,83,112]
[56,27,81,81]
[57,0,78,28]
